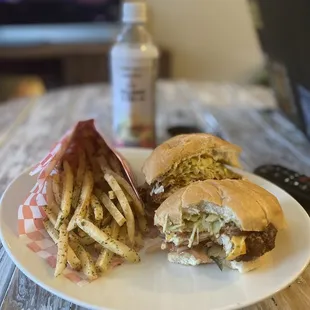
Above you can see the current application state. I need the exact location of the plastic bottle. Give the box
[110,1,159,148]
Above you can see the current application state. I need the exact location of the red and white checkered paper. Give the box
[18,119,138,286]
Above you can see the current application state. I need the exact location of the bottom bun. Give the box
[168,251,213,266]
[168,251,270,272]
[224,253,270,273]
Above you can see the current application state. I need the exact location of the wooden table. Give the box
[0,82,309,310]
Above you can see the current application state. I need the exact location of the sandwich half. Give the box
[141,133,242,206]
[155,179,286,273]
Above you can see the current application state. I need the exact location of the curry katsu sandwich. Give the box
[141,134,242,206]
[155,179,286,273]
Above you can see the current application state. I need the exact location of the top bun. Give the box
[142,134,241,184]
[155,179,286,232]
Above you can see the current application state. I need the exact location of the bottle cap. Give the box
[122,2,147,23]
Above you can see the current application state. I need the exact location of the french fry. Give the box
[79,235,95,246]
[43,219,59,242]
[42,205,57,226]
[93,218,102,228]
[46,177,60,215]
[118,225,128,244]
[96,220,120,272]
[104,172,135,246]
[68,230,89,246]
[101,213,112,228]
[98,192,126,226]
[84,140,104,183]
[125,193,133,203]
[70,231,81,241]
[90,194,104,221]
[68,231,79,243]
[68,170,94,231]
[102,225,112,235]
[76,218,140,263]
[54,223,69,277]
[85,203,92,220]
[72,149,86,209]
[42,138,146,281]
[104,169,147,233]
[124,191,147,233]
[43,220,81,271]
[43,205,72,230]
[68,228,95,246]
[55,211,65,230]
[77,228,87,238]
[94,226,110,252]
[70,240,97,281]
[52,174,62,206]
[103,169,145,216]
[55,161,74,229]
[108,191,116,200]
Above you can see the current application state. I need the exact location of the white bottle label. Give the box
[111,56,157,147]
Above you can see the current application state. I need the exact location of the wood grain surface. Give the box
[0,82,309,310]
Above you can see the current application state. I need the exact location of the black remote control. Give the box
[254,165,310,214]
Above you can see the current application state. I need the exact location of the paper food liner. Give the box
[18,119,140,286]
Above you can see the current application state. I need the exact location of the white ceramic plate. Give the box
[1,148,310,310]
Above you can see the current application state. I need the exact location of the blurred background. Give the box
[0,0,309,138]
[0,0,262,98]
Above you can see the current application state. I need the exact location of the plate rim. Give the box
[1,148,310,310]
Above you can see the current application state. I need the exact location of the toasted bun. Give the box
[168,251,213,266]
[155,180,286,231]
[168,251,269,273]
[142,134,242,184]
[225,253,270,273]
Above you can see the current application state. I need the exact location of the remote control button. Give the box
[298,176,310,183]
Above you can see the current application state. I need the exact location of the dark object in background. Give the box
[254,165,310,215]
[0,0,120,25]
[167,125,204,137]
[248,0,310,138]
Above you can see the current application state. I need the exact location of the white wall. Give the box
[145,0,264,81]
